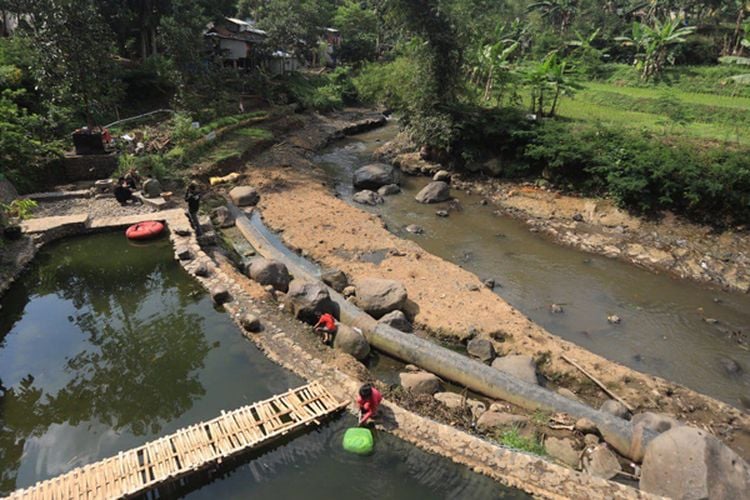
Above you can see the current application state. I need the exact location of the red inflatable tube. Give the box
[125,221,165,240]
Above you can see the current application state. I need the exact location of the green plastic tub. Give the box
[342,427,374,455]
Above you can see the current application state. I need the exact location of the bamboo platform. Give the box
[8,381,345,500]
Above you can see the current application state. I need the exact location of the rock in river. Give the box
[355,277,408,319]
[352,190,384,206]
[353,163,398,190]
[415,181,451,204]
[433,170,452,182]
[378,184,401,196]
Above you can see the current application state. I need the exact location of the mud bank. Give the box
[457,178,750,294]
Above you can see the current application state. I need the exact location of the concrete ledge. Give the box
[25,190,91,201]
[21,214,90,233]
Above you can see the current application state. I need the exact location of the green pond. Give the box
[0,233,526,499]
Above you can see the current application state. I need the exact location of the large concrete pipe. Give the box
[229,204,650,460]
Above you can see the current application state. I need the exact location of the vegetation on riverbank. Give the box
[1,0,749,225]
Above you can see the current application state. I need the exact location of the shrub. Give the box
[521,120,750,224]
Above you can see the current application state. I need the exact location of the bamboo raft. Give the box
[8,381,345,500]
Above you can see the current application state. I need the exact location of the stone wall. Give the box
[63,153,118,182]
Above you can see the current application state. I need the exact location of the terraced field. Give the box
[557,82,750,145]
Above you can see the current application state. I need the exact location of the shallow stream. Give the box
[0,233,525,498]
[315,122,750,408]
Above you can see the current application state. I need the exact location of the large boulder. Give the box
[247,258,291,292]
[629,412,683,462]
[353,163,398,190]
[640,426,750,499]
[229,186,260,207]
[415,181,451,204]
[378,310,412,332]
[399,371,443,395]
[285,279,337,324]
[142,178,162,198]
[333,324,370,361]
[352,190,384,206]
[321,268,349,293]
[467,337,496,363]
[355,278,408,319]
[491,355,539,385]
[210,206,235,228]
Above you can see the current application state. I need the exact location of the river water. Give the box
[0,233,526,498]
[315,122,750,408]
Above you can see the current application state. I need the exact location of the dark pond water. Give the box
[315,122,750,408]
[0,232,525,499]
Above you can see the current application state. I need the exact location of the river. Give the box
[315,121,750,408]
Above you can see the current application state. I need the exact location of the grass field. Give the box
[555,81,750,145]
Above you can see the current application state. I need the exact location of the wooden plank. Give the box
[9,382,343,500]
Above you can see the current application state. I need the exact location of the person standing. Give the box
[185,182,203,236]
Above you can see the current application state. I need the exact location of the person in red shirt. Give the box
[356,383,382,425]
[313,312,337,344]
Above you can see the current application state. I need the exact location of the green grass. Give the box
[496,427,546,456]
[201,127,274,164]
[585,82,750,109]
[555,82,750,145]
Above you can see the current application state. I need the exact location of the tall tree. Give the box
[333,0,379,63]
[13,0,122,128]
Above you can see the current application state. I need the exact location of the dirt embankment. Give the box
[459,179,750,294]
[219,111,750,462]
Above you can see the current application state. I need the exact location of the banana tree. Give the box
[524,52,580,117]
[472,39,520,103]
[616,17,695,81]
[567,28,605,77]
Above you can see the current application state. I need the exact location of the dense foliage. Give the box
[0,0,749,223]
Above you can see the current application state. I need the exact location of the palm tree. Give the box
[616,17,696,81]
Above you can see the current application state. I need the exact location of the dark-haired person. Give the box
[185,182,203,236]
[356,383,382,425]
[114,177,139,206]
[313,311,337,345]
